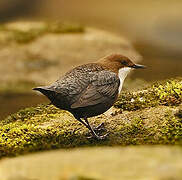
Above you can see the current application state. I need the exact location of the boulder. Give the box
[0,78,181,158]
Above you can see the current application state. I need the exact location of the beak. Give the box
[131,64,146,69]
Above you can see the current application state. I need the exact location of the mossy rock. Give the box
[0,78,182,158]
[115,78,182,110]
[0,21,84,44]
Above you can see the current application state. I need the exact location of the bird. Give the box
[33,54,145,140]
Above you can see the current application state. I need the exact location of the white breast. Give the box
[118,67,131,94]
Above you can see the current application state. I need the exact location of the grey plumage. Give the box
[34,63,120,119]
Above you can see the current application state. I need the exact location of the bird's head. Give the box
[98,53,145,73]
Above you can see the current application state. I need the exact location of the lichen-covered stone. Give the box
[115,78,182,110]
[0,78,182,158]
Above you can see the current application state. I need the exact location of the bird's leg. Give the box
[77,118,90,129]
[77,118,99,139]
[83,118,108,140]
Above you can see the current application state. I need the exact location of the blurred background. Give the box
[0,0,182,119]
[1,1,182,179]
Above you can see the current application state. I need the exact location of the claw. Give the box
[95,133,109,140]
[87,132,109,140]
[93,122,106,132]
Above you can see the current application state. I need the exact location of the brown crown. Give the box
[97,54,136,73]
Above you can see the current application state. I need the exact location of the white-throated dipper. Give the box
[33,54,145,140]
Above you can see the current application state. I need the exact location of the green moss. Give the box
[158,110,182,144]
[115,78,182,110]
[108,107,182,146]
[46,22,84,34]
[156,80,182,105]
[1,104,182,158]
[0,104,91,157]
[8,29,44,44]
[0,79,182,158]
[0,21,84,44]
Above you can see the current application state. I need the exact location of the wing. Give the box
[71,70,120,108]
[46,63,104,96]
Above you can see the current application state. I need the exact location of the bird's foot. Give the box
[84,121,108,140]
[87,132,109,141]
[93,122,106,132]
[94,133,109,140]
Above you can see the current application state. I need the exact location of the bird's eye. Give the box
[122,60,128,65]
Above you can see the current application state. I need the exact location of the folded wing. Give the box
[71,70,120,108]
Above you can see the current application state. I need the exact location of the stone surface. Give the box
[0,146,182,180]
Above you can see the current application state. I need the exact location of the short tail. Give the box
[32,86,54,95]
[32,87,48,93]
[33,86,56,102]
[32,87,42,91]
[32,86,53,92]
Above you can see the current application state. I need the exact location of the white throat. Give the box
[118,67,131,94]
